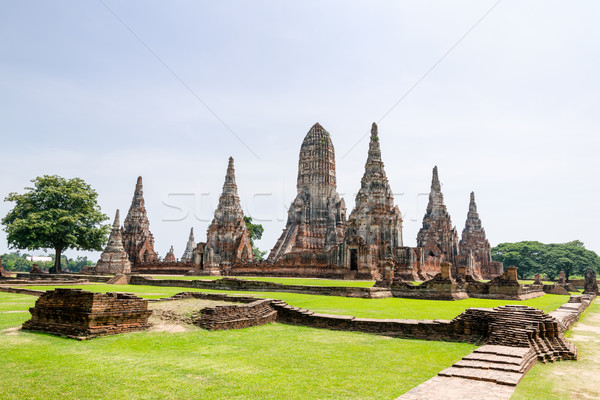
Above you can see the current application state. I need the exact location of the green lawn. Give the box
[511,298,600,400]
[149,275,376,287]
[0,292,475,400]
[19,284,571,320]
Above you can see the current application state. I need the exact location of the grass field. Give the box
[149,275,376,287]
[20,284,571,320]
[0,292,476,400]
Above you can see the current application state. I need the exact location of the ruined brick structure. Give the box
[122,176,158,264]
[0,256,11,278]
[22,288,151,339]
[583,268,599,295]
[164,246,176,262]
[180,228,196,262]
[458,192,503,279]
[416,166,459,274]
[110,123,503,282]
[269,123,346,262]
[203,157,253,272]
[94,210,132,274]
[344,123,403,280]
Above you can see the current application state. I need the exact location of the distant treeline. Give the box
[0,251,94,273]
[491,240,600,281]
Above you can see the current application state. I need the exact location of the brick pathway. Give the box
[397,345,536,400]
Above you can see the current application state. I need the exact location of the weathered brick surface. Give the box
[583,268,600,295]
[344,123,403,281]
[268,123,346,262]
[94,210,132,274]
[122,176,159,264]
[458,192,504,279]
[22,288,152,339]
[416,167,459,274]
[203,157,254,269]
[196,299,278,330]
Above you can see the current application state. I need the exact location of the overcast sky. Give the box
[1,1,599,261]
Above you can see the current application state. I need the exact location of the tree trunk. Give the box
[50,248,63,274]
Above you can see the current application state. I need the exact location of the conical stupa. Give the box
[416,166,458,262]
[122,176,158,264]
[181,228,196,262]
[269,123,346,261]
[347,123,403,253]
[95,210,132,274]
[206,157,253,266]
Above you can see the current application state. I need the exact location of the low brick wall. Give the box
[550,294,595,332]
[226,265,349,279]
[22,288,152,339]
[197,299,278,330]
[0,286,45,296]
[132,262,194,275]
[272,295,594,359]
[130,276,392,299]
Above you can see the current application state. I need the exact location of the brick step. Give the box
[474,345,532,358]
[463,353,525,365]
[438,366,523,386]
[453,360,525,373]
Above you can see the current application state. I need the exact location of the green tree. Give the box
[243,216,267,260]
[2,175,110,274]
[492,240,600,281]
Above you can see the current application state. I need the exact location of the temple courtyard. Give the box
[0,280,597,400]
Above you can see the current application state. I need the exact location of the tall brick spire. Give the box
[206,157,253,266]
[181,228,196,262]
[459,191,493,275]
[347,123,403,255]
[95,210,132,274]
[122,176,158,264]
[269,123,346,261]
[417,166,458,261]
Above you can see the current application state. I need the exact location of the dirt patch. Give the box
[569,334,600,342]
[147,298,234,332]
[572,323,600,335]
[1,327,21,336]
[147,321,192,333]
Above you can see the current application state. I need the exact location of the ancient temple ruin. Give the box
[344,123,403,279]
[181,228,196,262]
[269,123,346,262]
[164,246,176,262]
[416,166,459,274]
[203,157,253,272]
[122,177,158,264]
[94,210,132,274]
[458,192,503,279]
[95,122,503,282]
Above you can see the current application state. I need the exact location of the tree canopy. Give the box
[491,240,600,280]
[244,215,267,260]
[2,175,110,273]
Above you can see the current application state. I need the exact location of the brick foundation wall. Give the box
[196,299,278,330]
[132,262,194,275]
[22,288,152,339]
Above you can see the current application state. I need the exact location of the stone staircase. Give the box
[439,345,536,386]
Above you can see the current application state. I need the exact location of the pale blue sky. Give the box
[1,1,599,260]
